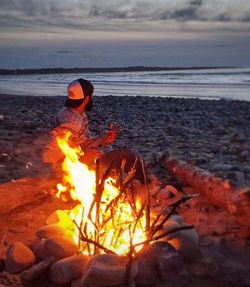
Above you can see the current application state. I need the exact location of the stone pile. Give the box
[2,179,199,286]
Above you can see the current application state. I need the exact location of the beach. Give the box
[1,94,250,287]
[0,94,250,188]
[1,1,250,285]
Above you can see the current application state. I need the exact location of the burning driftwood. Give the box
[159,155,250,233]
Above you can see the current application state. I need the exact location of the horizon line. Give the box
[0,65,238,75]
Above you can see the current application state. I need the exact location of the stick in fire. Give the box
[71,154,197,257]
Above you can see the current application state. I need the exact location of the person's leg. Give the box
[98,148,145,183]
[79,148,104,170]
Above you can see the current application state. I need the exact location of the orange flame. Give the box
[56,132,146,256]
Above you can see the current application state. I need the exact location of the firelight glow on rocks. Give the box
[56,132,146,256]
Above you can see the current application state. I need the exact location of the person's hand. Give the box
[103,124,122,146]
[103,127,117,145]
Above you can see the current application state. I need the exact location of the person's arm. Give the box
[81,124,119,150]
[82,131,116,149]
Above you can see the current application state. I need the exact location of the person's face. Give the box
[81,94,93,112]
[85,93,93,112]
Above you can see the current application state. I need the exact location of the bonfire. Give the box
[55,131,194,251]
[1,131,198,287]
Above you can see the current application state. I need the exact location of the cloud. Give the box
[0,0,250,43]
[0,1,250,69]
[1,0,250,24]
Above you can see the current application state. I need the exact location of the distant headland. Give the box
[0,66,232,75]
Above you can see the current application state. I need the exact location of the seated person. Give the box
[43,78,144,182]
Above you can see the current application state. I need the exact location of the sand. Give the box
[0,94,250,187]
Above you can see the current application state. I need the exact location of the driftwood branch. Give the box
[151,194,199,236]
[87,159,115,230]
[123,157,138,186]
[95,158,100,254]
[133,225,194,249]
[78,207,85,251]
[141,158,150,231]
[162,156,250,232]
[73,220,117,255]
[125,227,135,287]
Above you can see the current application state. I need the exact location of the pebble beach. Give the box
[0,94,250,188]
[1,93,250,287]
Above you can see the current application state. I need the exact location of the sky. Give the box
[0,0,250,69]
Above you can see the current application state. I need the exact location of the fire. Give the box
[55,132,146,256]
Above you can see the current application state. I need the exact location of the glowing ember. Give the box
[56,132,146,256]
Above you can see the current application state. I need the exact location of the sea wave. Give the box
[0,67,249,101]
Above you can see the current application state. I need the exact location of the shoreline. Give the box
[0,66,233,75]
[1,67,249,102]
[0,93,248,103]
[0,93,250,187]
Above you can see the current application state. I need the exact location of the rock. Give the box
[240,150,250,158]
[80,254,138,287]
[226,171,244,186]
[211,164,221,172]
[155,218,200,260]
[166,125,183,136]
[222,154,232,162]
[21,256,56,283]
[36,224,74,239]
[167,228,200,261]
[165,218,181,230]
[196,158,207,165]
[153,215,199,261]
[222,164,233,172]
[33,239,51,260]
[182,186,196,194]
[5,242,36,274]
[170,215,184,225]
[135,241,183,287]
[157,188,171,201]
[231,166,240,171]
[165,185,178,195]
[71,278,82,287]
[148,185,161,197]
[0,256,5,272]
[50,254,90,284]
[45,236,78,259]
[46,209,73,228]
[147,174,162,187]
[220,146,228,154]
[0,153,11,163]
[34,236,78,260]
[0,141,14,154]
[243,166,250,173]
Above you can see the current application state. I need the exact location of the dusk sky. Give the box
[1,0,250,69]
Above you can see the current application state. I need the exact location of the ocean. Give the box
[0,67,249,101]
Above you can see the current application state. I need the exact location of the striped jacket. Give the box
[42,107,91,165]
[54,107,90,145]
